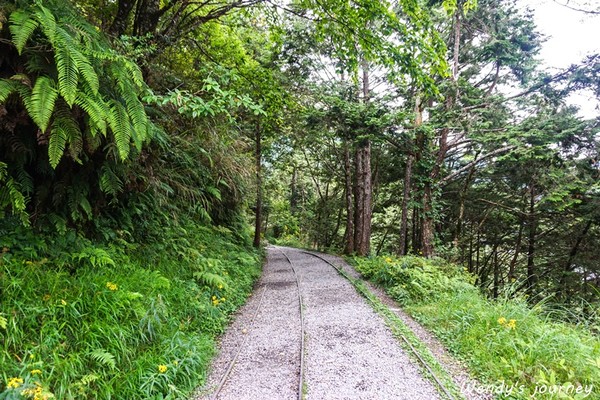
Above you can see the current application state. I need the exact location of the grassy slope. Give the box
[353,256,600,399]
[0,221,261,399]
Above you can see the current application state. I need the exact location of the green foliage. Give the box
[0,0,154,222]
[0,217,260,399]
[354,256,600,398]
[355,255,475,304]
[5,1,152,162]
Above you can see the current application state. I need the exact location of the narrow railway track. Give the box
[300,250,457,400]
[210,247,306,400]
[207,246,456,400]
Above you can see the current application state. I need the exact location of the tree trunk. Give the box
[399,97,420,255]
[353,145,364,252]
[343,142,355,254]
[352,57,373,256]
[421,185,435,257]
[290,166,298,214]
[109,0,138,36]
[133,0,160,36]
[493,248,499,299]
[420,9,460,258]
[508,218,524,281]
[526,183,537,294]
[253,124,262,248]
[560,219,593,297]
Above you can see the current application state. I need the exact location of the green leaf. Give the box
[8,9,39,54]
[55,29,79,106]
[30,76,59,132]
[89,349,116,370]
[108,100,132,160]
[75,90,108,135]
[0,79,20,103]
[48,117,71,168]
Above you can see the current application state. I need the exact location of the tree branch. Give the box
[440,145,516,186]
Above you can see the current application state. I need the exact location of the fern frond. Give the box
[30,76,58,132]
[108,99,132,160]
[99,165,123,197]
[66,120,83,163]
[54,27,79,106]
[0,79,21,102]
[192,271,227,289]
[76,374,100,386]
[75,89,108,136]
[122,60,144,88]
[70,46,99,94]
[120,82,148,149]
[48,114,80,168]
[48,120,68,168]
[8,9,39,54]
[33,3,57,43]
[14,163,33,195]
[89,349,116,370]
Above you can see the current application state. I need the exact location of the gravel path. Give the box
[194,248,302,399]
[310,251,492,400]
[194,245,455,400]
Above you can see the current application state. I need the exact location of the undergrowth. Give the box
[354,256,600,399]
[0,218,260,399]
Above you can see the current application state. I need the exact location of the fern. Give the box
[8,9,38,54]
[108,99,132,160]
[192,271,227,289]
[120,81,148,150]
[75,89,109,135]
[54,32,79,106]
[30,76,59,132]
[0,79,21,102]
[33,3,57,42]
[99,165,123,197]
[89,349,116,370]
[75,374,100,386]
[73,247,115,268]
[48,116,70,168]
[0,162,29,224]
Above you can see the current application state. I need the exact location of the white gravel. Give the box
[193,246,480,400]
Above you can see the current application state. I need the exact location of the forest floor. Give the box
[193,246,491,400]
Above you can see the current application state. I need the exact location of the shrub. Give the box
[0,219,260,399]
[354,255,600,399]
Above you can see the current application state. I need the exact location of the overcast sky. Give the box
[519,0,599,117]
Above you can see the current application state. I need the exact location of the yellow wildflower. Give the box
[30,369,42,375]
[384,257,392,264]
[158,364,167,373]
[507,319,517,329]
[218,284,223,290]
[60,299,67,306]
[220,298,225,302]
[7,377,24,389]
[212,299,219,306]
[23,382,46,400]
[173,360,179,366]
[497,317,507,325]
[106,282,118,291]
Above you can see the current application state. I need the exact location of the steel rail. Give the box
[210,247,305,400]
[300,250,457,400]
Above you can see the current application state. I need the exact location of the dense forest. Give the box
[0,0,598,398]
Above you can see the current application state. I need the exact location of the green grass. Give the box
[0,221,261,399]
[354,256,600,399]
